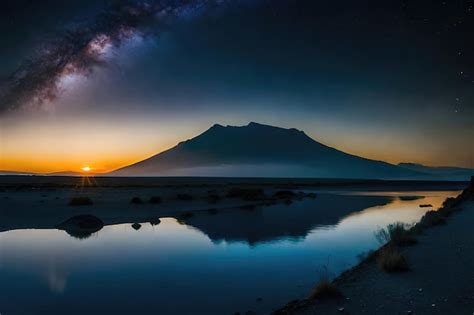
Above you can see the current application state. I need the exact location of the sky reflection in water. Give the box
[0,190,459,314]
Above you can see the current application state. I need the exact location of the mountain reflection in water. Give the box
[0,191,459,315]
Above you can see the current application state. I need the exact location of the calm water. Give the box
[0,190,459,315]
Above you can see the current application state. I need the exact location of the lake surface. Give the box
[0,190,459,314]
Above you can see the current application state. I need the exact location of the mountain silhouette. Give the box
[112,122,426,179]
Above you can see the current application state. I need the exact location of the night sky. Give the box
[0,0,473,173]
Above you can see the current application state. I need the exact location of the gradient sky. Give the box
[1,0,473,173]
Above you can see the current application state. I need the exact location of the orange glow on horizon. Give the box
[0,153,158,174]
[0,115,184,174]
[0,144,170,174]
[1,115,471,174]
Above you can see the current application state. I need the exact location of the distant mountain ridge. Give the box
[0,170,36,176]
[398,163,474,181]
[0,170,100,177]
[112,122,429,179]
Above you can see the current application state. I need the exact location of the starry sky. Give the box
[0,0,473,173]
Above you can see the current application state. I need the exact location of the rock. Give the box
[149,218,161,226]
[338,307,345,312]
[431,303,436,307]
[56,215,104,239]
[407,311,413,314]
[132,223,142,230]
[419,204,433,208]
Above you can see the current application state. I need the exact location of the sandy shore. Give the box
[274,180,474,315]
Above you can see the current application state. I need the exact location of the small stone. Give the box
[338,307,345,313]
[431,304,436,307]
[346,297,350,301]
[407,311,413,314]
[132,223,142,230]
[418,288,423,292]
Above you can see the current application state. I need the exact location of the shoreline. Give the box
[273,177,474,314]
[0,175,468,189]
[0,179,461,234]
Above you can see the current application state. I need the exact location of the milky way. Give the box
[0,0,257,112]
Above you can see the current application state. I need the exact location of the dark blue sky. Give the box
[1,0,473,171]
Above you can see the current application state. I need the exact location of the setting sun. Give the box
[81,166,91,172]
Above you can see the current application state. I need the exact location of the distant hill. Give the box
[398,163,474,181]
[0,170,36,176]
[112,122,426,179]
[0,170,97,177]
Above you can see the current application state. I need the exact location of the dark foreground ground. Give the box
[275,179,474,315]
